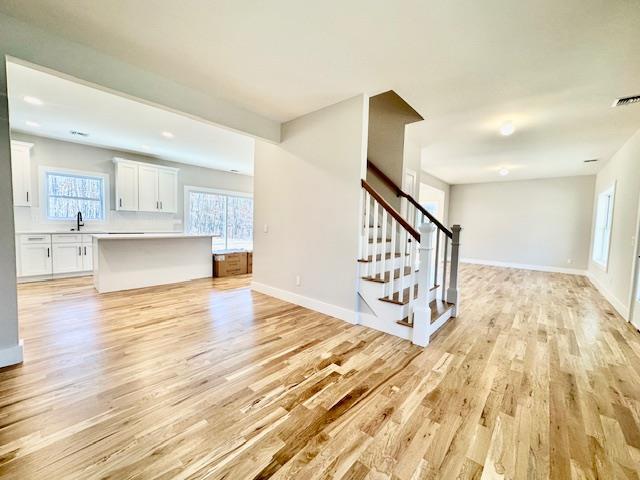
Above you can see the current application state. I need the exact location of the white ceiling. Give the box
[1,0,639,183]
[6,61,256,175]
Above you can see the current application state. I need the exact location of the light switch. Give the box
[263,224,269,233]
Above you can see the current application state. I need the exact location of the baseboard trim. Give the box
[251,282,357,324]
[460,258,587,276]
[0,340,24,368]
[586,272,630,321]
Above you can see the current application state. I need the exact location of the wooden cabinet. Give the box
[114,158,178,213]
[213,252,248,277]
[115,159,139,211]
[11,141,33,207]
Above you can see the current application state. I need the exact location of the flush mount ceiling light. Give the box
[25,120,40,128]
[161,131,174,139]
[23,95,43,106]
[499,121,515,136]
[499,168,510,176]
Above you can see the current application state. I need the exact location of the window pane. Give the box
[227,196,253,250]
[46,172,104,220]
[188,192,226,238]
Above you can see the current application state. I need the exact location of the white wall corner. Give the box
[251,282,358,325]
[460,258,588,276]
[586,272,630,321]
[0,339,24,369]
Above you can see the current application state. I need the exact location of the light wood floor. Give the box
[1,265,640,479]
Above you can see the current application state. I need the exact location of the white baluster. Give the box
[380,209,388,283]
[446,225,462,317]
[372,201,379,278]
[407,234,418,325]
[397,227,406,303]
[364,191,371,276]
[412,222,436,347]
[388,218,397,299]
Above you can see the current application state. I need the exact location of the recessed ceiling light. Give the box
[499,121,515,136]
[25,120,40,128]
[499,168,509,176]
[24,96,43,106]
[161,131,174,139]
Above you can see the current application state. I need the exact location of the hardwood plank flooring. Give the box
[1,264,639,478]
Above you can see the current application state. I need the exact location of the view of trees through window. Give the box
[47,172,105,220]
[187,190,253,251]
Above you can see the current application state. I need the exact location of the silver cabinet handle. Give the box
[79,246,82,256]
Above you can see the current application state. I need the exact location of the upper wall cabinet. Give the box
[113,158,178,213]
[11,140,34,207]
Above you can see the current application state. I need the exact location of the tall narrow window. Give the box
[186,187,253,251]
[46,171,106,221]
[592,184,615,269]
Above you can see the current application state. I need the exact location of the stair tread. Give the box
[358,252,405,263]
[378,284,440,305]
[395,299,454,327]
[362,266,414,283]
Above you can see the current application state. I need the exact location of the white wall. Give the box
[449,175,596,272]
[588,128,640,319]
[12,132,252,233]
[252,95,367,321]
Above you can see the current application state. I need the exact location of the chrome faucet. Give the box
[76,211,84,231]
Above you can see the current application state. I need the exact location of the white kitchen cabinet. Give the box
[19,243,52,277]
[52,243,84,274]
[138,164,159,212]
[11,141,33,207]
[113,158,178,213]
[82,244,93,271]
[157,168,178,213]
[114,159,139,211]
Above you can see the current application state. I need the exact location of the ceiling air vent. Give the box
[612,95,640,107]
[70,130,89,137]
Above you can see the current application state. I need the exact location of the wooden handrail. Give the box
[367,160,453,239]
[361,179,420,242]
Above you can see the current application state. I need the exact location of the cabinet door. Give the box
[20,244,52,276]
[138,165,159,212]
[52,243,83,274]
[82,244,93,271]
[11,142,33,207]
[157,169,177,213]
[116,162,139,211]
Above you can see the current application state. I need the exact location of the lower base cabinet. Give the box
[19,243,52,277]
[17,234,94,280]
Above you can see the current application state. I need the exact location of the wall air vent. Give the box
[583,159,598,163]
[612,95,640,107]
[70,130,89,137]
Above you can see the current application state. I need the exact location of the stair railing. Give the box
[364,162,462,319]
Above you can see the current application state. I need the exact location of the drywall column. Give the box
[0,54,22,367]
[252,95,368,322]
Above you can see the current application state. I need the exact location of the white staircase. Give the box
[356,177,462,347]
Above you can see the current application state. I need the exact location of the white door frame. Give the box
[629,196,640,328]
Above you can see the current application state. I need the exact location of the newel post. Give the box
[412,222,436,347]
[446,225,462,317]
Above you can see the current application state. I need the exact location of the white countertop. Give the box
[92,233,216,240]
[15,230,177,235]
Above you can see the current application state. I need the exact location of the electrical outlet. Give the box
[263,224,269,233]
[295,275,301,286]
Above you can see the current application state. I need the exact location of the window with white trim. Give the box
[45,170,106,221]
[185,187,253,251]
[592,183,615,269]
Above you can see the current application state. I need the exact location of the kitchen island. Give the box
[92,233,214,293]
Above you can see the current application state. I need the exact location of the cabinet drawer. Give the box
[20,234,51,245]
[52,234,83,244]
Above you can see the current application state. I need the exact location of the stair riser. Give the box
[359,255,409,274]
